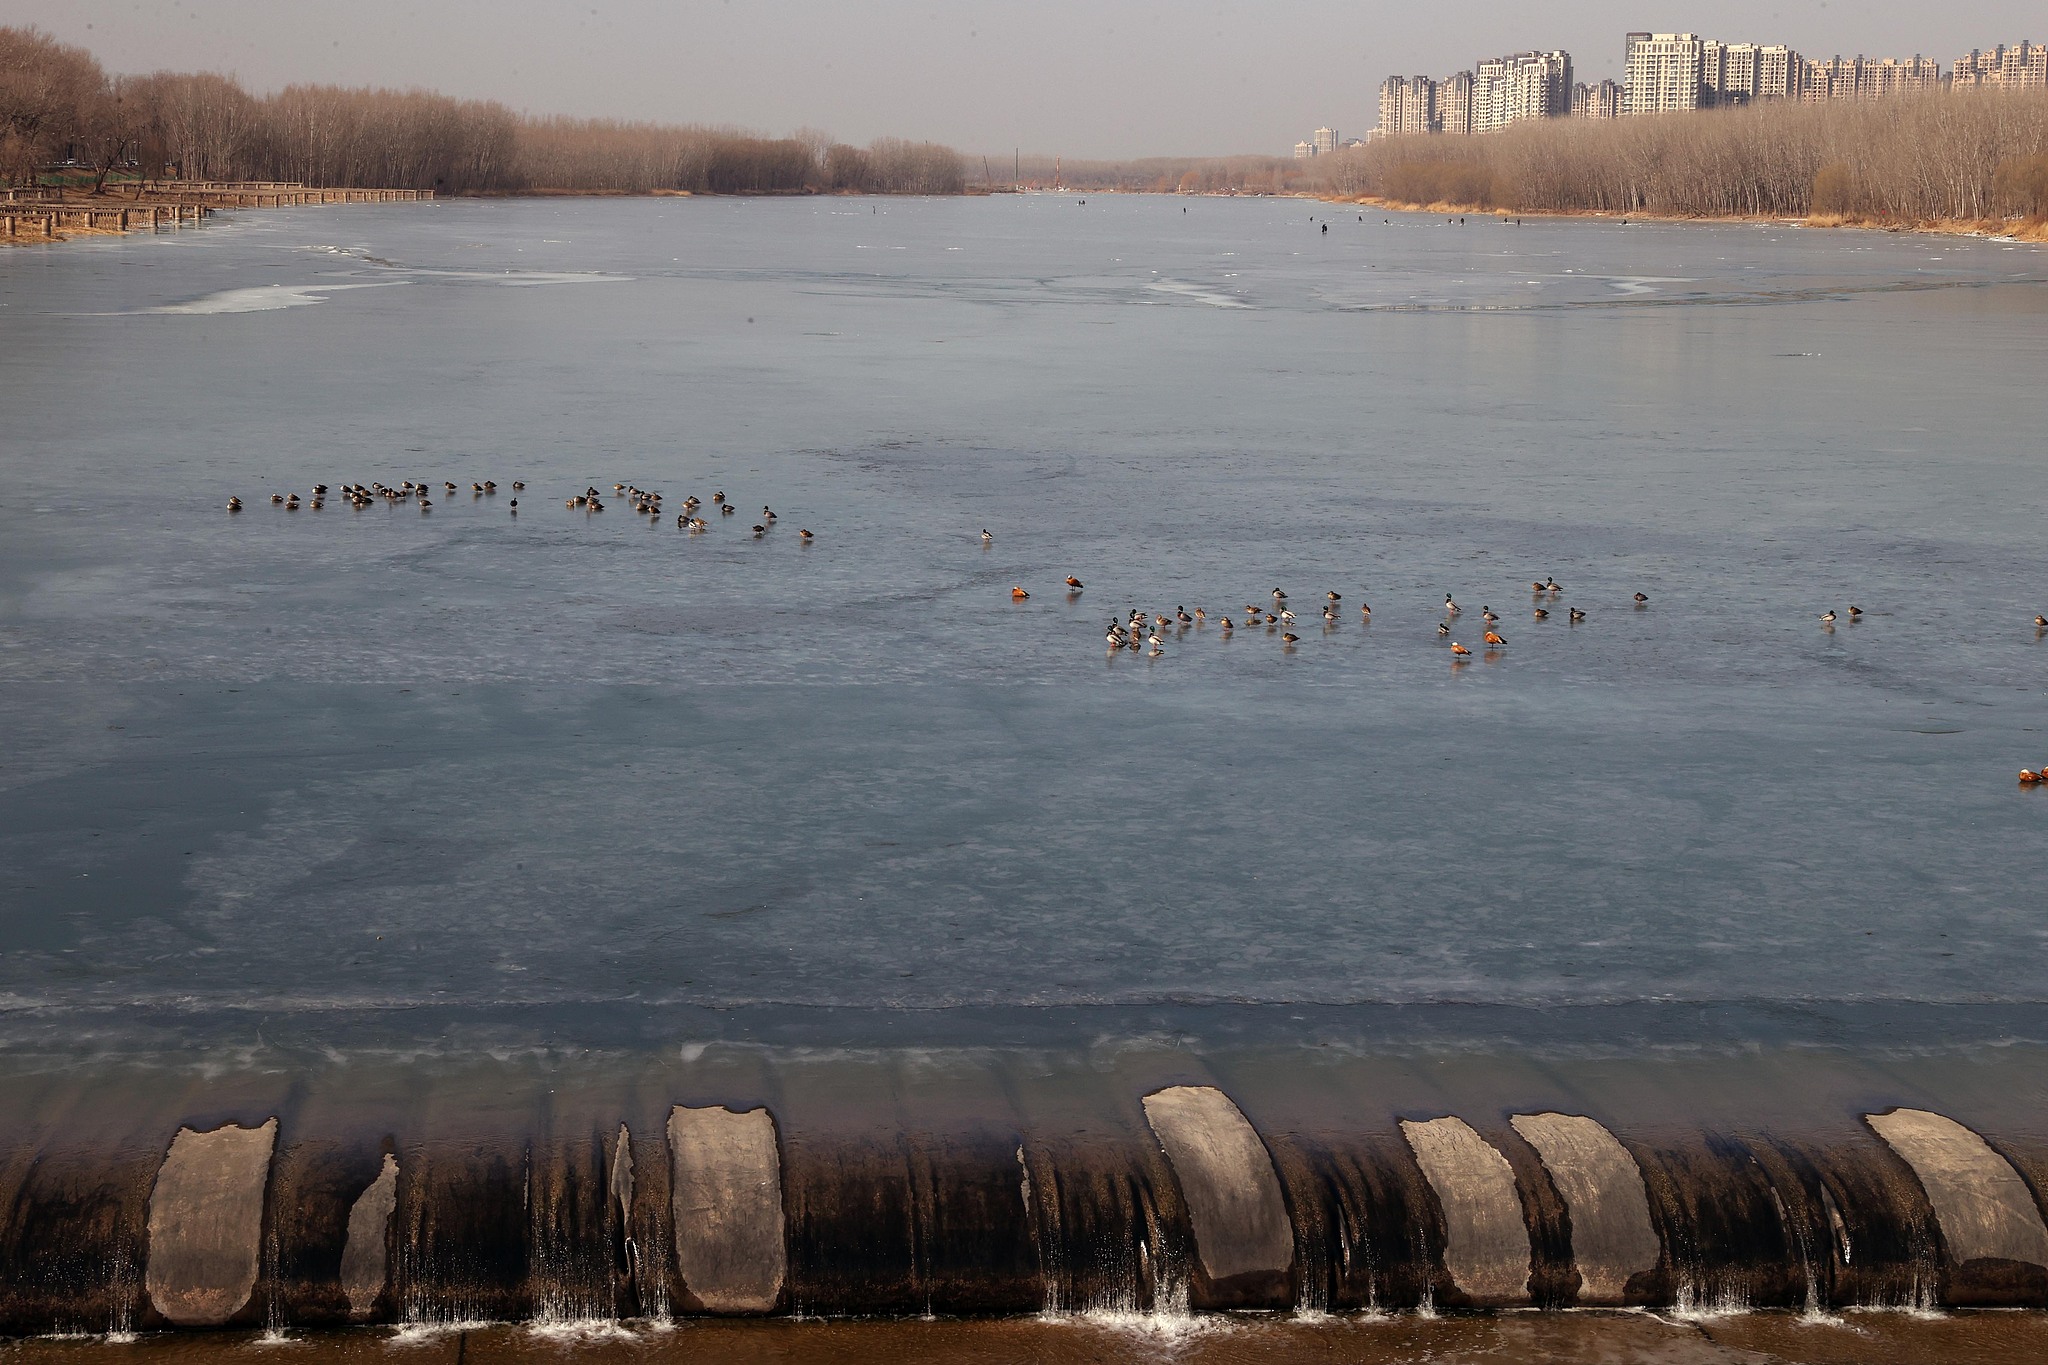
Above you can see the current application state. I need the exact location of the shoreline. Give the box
[1325,193,2048,242]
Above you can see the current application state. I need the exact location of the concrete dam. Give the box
[5,1027,2048,1336]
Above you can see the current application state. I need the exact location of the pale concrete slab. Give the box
[1867,1108,2048,1266]
[1401,1116,1531,1305]
[611,1122,634,1225]
[668,1105,786,1313]
[144,1118,278,1326]
[1510,1112,1660,1303]
[1140,1086,1294,1283]
[339,1152,398,1319]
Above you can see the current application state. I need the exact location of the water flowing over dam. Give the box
[6,1011,2048,1336]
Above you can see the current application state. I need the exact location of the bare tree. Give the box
[0,26,103,185]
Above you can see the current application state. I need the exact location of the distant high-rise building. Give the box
[1473,50,1572,133]
[1625,32,1705,114]
[1797,53,1939,101]
[1371,47,1567,140]
[1294,141,1314,160]
[1757,46,1800,99]
[1703,41,1766,105]
[1437,70,1475,135]
[1570,79,1623,118]
[1376,77,1441,138]
[1313,126,1339,155]
[1953,42,2046,90]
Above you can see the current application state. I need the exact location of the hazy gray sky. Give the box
[10,1,2042,158]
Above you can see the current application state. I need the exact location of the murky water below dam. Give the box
[13,1312,2048,1365]
[3,195,2048,1339]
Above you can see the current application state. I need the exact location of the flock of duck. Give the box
[1076,577,1609,658]
[219,500,2048,784]
[227,479,523,514]
[226,481,814,540]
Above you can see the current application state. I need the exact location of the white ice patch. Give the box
[1602,276,1696,295]
[1146,279,1251,309]
[140,281,412,314]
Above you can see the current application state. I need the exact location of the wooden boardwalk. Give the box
[1,183,433,241]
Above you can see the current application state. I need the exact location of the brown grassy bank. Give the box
[1335,195,2048,242]
[1313,91,2048,231]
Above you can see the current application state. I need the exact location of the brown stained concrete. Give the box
[1141,1086,1295,1290]
[143,1118,277,1326]
[1400,1116,1532,1307]
[667,1105,786,1313]
[1866,1108,2048,1267]
[338,1153,398,1320]
[1511,1112,1661,1305]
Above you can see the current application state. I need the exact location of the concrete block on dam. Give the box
[143,1118,277,1327]
[668,1104,787,1313]
[338,1152,398,1320]
[1401,1116,1532,1307]
[1868,1107,2048,1298]
[1510,1112,1659,1304]
[1140,1086,1294,1302]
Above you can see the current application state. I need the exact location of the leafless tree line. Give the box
[0,25,965,195]
[1313,91,2048,221]
[996,153,1306,194]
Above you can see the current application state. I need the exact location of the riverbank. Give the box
[1325,194,2048,242]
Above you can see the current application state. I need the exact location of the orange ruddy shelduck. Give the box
[1449,642,1472,656]
[2022,769,2047,785]
[1484,631,1506,646]
[1011,586,1029,600]
[1066,576,1083,588]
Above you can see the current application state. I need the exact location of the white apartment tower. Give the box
[1625,32,1705,114]
[1703,41,1765,105]
[1571,79,1623,118]
[1953,42,2046,90]
[1472,50,1573,133]
[1437,70,1475,135]
[1757,46,1800,99]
